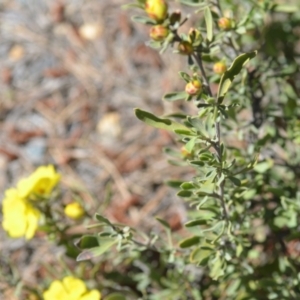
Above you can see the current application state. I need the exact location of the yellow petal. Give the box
[43,280,68,300]
[17,165,60,198]
[63,276,87,298]
[2,189,28,238]
[24,205,41,240]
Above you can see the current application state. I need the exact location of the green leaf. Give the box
[163,147,181,158]
[165,180,185,188]
[122,3,144,9]
[185,219,207,227]
[180,182,195,190]
[199,153,213,161]
[254,159,274,173]
[168,159,188,166]
[236,243,243,257]
[190,160,205,166]
[217,51,257,103]
[156,217,171,230]
[190,247,213,264]
[180,0,206,6]
[95,213,112,226]
[163,91,188,102]
[209,254,225,280]
[198,181,215,194]
[274,211,297,228]
[185,137,197,152]
[179,236,201,248]
[135,108,187,132]
[204,7,213,42]
[178,71,191,82]
[146,40,163,49]
[131,15,156,25]
[174,129,195,136]
[228,176,241,186]
[272,4,299,13]
[75,235,99,249]
[177,190,193,198]
[76,237,117,261]
[211,221,226,243]
[105,293,127,300]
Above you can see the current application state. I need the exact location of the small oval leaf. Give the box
[156,217,171,230]
[135,108,187,131]
[179,236,201,248]
[190,247,213,264]
[217,51,257,103]
[163,91,188,102]
[95,214,112,226]
[75,235,99,249]
[76,237,117,261]
[204,7,213,42]
[177,190,193,198]
[185,219,207,227]
[131,15,156,25]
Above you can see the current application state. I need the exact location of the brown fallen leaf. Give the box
[43,67,68,78]
[1,67,13,85]
[9,128,45,144]
[51,1,65,23]
[0,147,18,161]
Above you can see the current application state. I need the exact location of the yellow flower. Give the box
[17,165,61,199]
[64,202,85,220]
[2,188,40,239]
[145,0,168,22]
[43,276,101,300]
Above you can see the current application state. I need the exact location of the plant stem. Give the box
[192,53,212,97]
[192,51,229,222]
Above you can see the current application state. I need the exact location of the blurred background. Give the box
[0,0,192,293]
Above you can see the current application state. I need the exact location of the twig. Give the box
[191,52,212,97]
[192,51,229,222]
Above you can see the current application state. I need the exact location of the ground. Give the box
[0,0,193,297]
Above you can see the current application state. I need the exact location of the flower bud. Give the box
[169,10,181,25]
[145,0,168,22]
[188,28,202,46]
[181,146,192,158]
[149,25,169,41]
[218,17,233,31]
[185,79,202,95]
[213,62,227,75]
[64,202,85,220]
[178,41,194,55]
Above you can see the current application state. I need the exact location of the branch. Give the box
[192,51,229,222]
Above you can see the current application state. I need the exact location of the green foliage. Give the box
[105,0,300,298]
